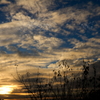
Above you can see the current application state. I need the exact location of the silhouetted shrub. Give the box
[14,59,100,100]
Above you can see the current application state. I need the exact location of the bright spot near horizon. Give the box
[0,85,17,94]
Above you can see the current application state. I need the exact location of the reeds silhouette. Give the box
[14,59,100,100]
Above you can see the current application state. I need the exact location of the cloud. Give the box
[12,12,31,21]
[0,0,100,68]
[92,6,100,16]
[15,0,54,13]
[0,25,64,56]
[0,0,100,96]
[66,24,75,30]
[0,0,99,36]
[0,28,21,46]
[0,0,92,30]
[0,0,11,4]
[33,35,64,50]
[0,51,55,86]
[49,6,91,25]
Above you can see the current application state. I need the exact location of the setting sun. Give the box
[0,85,16,94]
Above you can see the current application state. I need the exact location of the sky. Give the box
[0,0,100,99]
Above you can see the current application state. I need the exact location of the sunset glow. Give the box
[0,85,17,94]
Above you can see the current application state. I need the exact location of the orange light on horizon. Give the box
[0,85,17,94]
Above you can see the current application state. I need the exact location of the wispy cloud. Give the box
[0,0,100,97]
[0,0,11,4]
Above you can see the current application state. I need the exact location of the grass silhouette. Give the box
[14,59,100,100]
